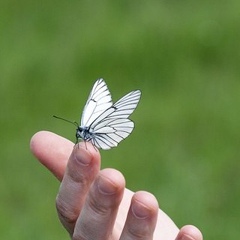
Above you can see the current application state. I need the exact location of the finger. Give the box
[73,169,125,240]
[30,131,74,180]
[175,225,203,240]
[56,142,101,235]
[120,191,158,240]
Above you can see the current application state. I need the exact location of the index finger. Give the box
[30,130,74,181]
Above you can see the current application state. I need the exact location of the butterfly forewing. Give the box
[81,79,112,127]
[108,90,141,119]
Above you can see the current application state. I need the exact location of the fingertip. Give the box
[30,130,73,159]
[30,131,44,154]
[98,168,126,194]
[132,191,159,219]
[30,131,74,180]
[70,142,101,171]
[120,191,158,239]
[30,131,52,157]
[177,225,203,240]
[74,141,100,163]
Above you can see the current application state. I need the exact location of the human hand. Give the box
[30,131,203,240]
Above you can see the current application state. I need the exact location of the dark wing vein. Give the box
[81,78,113,126]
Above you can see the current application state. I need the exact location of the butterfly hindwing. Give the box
[92,119,134,150]
[88,90,141,150]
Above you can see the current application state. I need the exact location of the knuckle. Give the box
[55,195,78,224]
[88,197,110,216]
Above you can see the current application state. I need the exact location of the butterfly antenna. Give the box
[53,115,78,127]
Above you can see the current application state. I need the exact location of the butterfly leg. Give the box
[84,141,88,150]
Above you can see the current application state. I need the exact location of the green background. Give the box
[1,1,240,239]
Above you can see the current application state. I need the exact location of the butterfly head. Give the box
[76,126,92,142]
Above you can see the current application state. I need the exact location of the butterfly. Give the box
[54,78,141,150]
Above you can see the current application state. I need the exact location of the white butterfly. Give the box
[55,78,141,150]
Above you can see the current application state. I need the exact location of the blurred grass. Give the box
[1,0,240,239]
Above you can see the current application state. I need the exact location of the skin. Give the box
[30,131,203,240]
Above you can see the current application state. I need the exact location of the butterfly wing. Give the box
[89,90,141,150]
[81,79,112,127]
[91,118,134,150]
[109,90,142,119]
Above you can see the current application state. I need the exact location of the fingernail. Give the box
[74,146,92,165]
[97,176,117,195]
[132,200,151,219]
